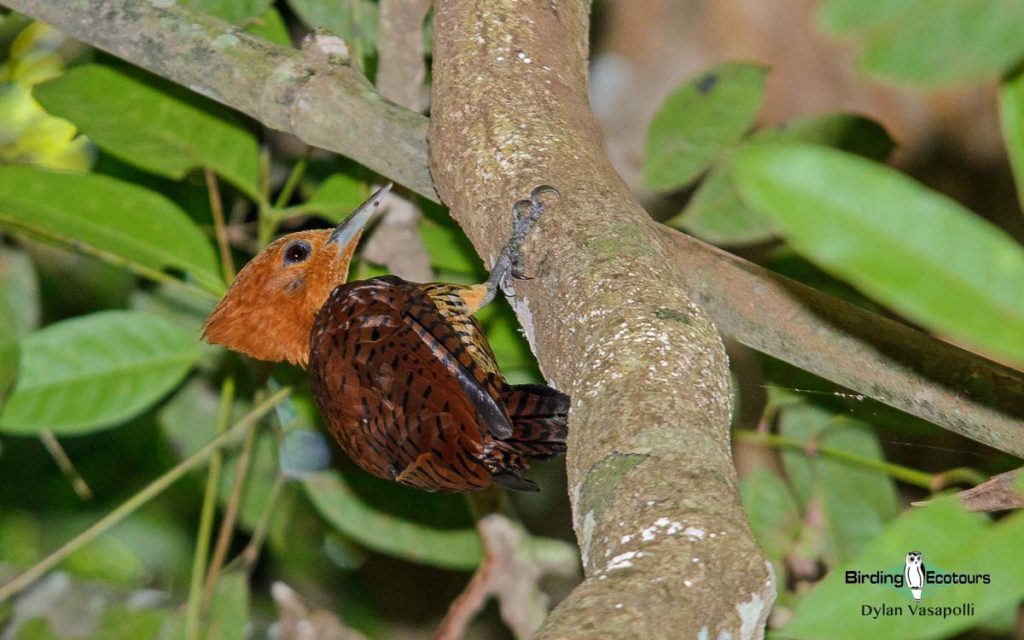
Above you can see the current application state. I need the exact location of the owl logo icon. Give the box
[905,551,925,600]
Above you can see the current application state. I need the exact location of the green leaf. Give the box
[999,71,1024,214]
[784,498,1024,640]
[0,247,41,337]
[817,0,914,33]
[732,143,1024,364]
[671,114,894,245]
[92,606,168,640]
[14,618,61,640]
[420,218,482,275]
[181,0,273,23]
[286,0,379,53]
[741,466,802,571]
[779,404,899,564]
[818,0,1024,85]
[0,310,202,435]
[303,470,484,570]
[34,65,260,199]
[1,329,19,403]
[206,573,248,640]
[0,166,223,294]
[645,61,767,191]
[244,7,291,47]
[0,248,38,400]
[305,173,366,223]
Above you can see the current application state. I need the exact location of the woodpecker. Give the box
[204,184,568,492]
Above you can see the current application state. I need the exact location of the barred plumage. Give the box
[309,276,567,492]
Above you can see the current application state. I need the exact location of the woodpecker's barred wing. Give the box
[408,282,514,439]
[309,276,515,491]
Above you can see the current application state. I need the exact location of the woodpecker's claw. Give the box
[491,185,559,298]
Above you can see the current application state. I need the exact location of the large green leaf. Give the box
[645,61,767,191]
[818,0,1024,85]
[0,166,223,294]
[0,248,39,401]
[181,0,273,23]
[783,498,1024,640]
[1000,71,1024,214]
[779,404,899,565]
[303,470,483,570]
[0,310,201,435]
[740,466,801,591]
[34,65,260,199]
[732,143,1024,364]
[671,114,894,245]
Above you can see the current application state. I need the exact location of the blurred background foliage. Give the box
[0,0,1022,639]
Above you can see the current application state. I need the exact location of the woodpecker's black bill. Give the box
[328,182,393,249]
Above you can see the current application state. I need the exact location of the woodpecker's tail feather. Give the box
[501,384,569,459]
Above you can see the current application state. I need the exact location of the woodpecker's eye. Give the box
[283,241,311,265]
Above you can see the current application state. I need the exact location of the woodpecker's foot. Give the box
[489,185,559,298]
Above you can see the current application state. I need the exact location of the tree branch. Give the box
[5,0,1022,459]
[428,2,771,635]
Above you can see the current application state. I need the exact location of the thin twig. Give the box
[185,374,235,640]
[201,404,261,608]
[434,542,495,640]
[0,385,291,604]
[734,430,983,490]
[257,149,274,247]
[224,473,287,575]
[206,169,235,281]
[273,157,307,210]
[38,430,93,501]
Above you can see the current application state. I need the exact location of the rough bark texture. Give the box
[427,2,772,637]
[6,0,1023,459]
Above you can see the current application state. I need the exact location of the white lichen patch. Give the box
[579,509,596,568]
[737,582,770,639]
[313,34,350,57]
[212,33,240,48]
[511,295,537,350]
[623,517,691,545]
[606,550,646,571]
[150,0,176,7]
[683,526,706,541]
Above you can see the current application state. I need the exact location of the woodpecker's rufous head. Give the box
[203,183,391,367]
